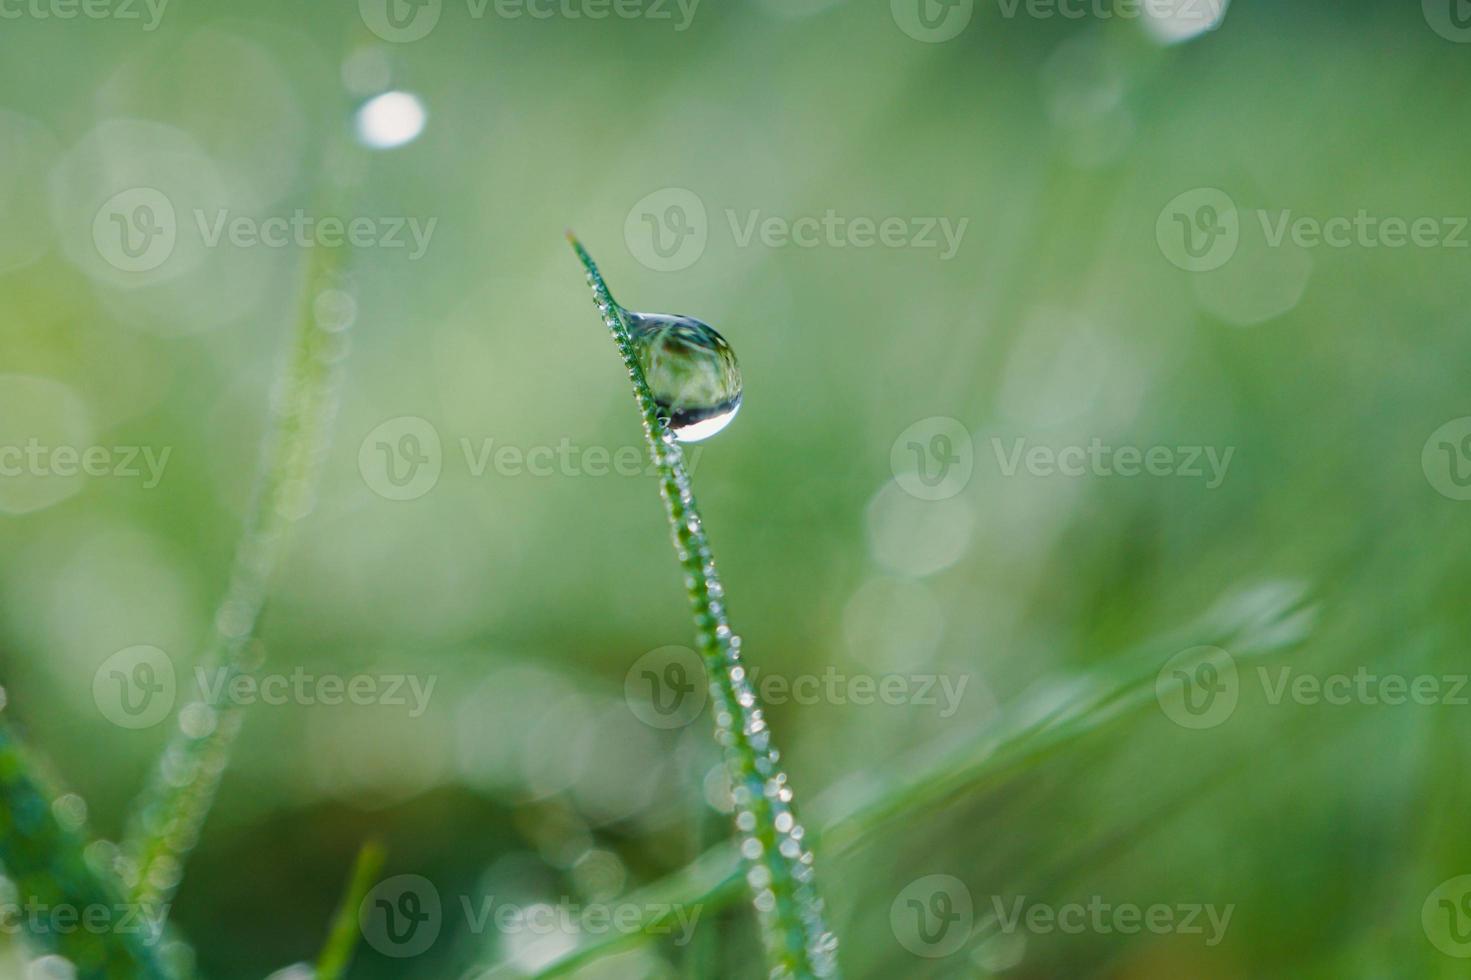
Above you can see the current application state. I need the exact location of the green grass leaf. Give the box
[0,716,178,979]
[120,238,353,916]
[567,234,840,979]
[511,579,1315,976]
[314,839,387,980]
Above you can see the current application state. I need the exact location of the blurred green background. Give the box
[2,0,1470,976]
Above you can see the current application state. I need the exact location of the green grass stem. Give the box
[567,234,839,979]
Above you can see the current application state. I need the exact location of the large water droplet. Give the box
[626,312,741,442]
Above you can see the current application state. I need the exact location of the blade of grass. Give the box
[314,839,387,980]
[119,235,353,916]
[509,580,1316,977]
[567,233,839,979]
[821,581,1317,851]
[516,842,745,980]
[0,716,176,978]
[682,803,726,978]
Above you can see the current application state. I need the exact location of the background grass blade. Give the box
[313,839,386,980]
[819,580,1316,850]
[119,240,353,915]
[508,579,1315,977]
[567,233,839,979]
[0,717,177,979]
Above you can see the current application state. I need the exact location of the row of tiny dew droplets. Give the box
[573,238,838,978]
[117,252,354,914]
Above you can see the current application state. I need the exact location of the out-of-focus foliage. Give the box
[0,1,1467,977]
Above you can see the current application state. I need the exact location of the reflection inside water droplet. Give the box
[625,312,742,441]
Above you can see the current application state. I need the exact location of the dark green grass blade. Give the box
[120,241,352,915]
[567,233,839,979]
[510,580,1314,976]
[314,839,386,980]
[0,718,175,979]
